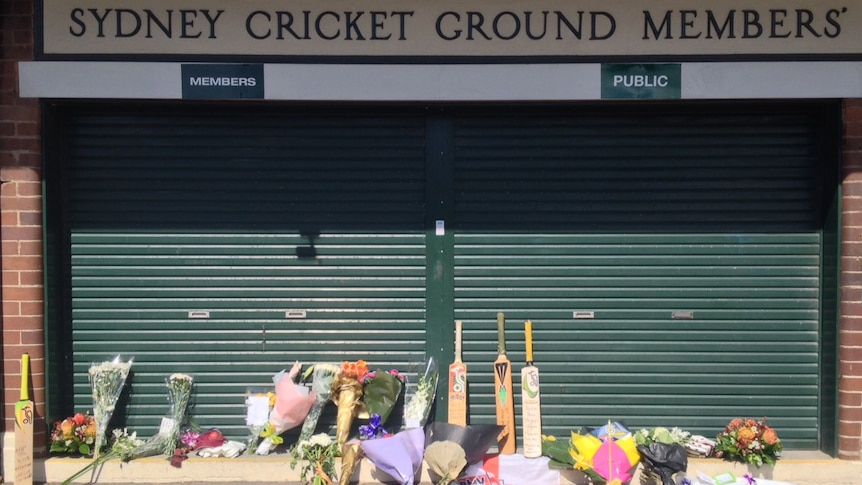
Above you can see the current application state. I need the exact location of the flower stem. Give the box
[61,451,117,485]
[316,461,334,485]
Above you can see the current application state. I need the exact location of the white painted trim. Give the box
[19,62,182,99]
[683,62,862,99]
[18,61,862,101]
[264,63,600,101]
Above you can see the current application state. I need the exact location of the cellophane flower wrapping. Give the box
[360,427,426,485]
[360,369,404,424]
[635,427,691,485]
[254,363,316,455]
[162,373,194,454]
[542,423,641,485]
[88,355,133,459]
[403,356,439,429]
[297,363,341,443]
[245,389,275,454]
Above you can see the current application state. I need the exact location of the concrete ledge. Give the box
[28,452,862,485]
[5,433,859,485]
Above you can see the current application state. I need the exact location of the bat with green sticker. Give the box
[494,312,516,454]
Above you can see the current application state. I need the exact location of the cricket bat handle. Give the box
[455,320,463,361]
[525,321,534,363]
[21,353,30,401]
[497,312,506,354]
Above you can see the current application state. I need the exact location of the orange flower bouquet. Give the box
[715,417,782,468]
[50,413,97,455]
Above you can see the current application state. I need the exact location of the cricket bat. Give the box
[494,312,516,454]
[15,353,34,485]
[448,320,468,426]
[521,320,543,458]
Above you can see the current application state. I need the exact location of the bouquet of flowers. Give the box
[542,422,641,485]
[360,427,426,485]
[423,422,505,485]
[360,368,405,424]
[634,427,691,485]
[342,367,404,485]
[245,390,276,453]
[298,363,341,443]
[254,363,316,455]
[162,373,194,454]
[289,432,342,485]
[331,360,368,450]
[88,355,133,459]
[715,417,782,468]
[50,413,97,455]
[403,356,439,429]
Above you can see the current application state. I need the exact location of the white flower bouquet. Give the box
[88,355,133,459]
[162,373,194,454]
[289,433,342,485]
[403,356,439,428]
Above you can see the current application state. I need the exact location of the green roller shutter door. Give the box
[55,103,832,449]
[62,107,428,437]
[451,105,826,448]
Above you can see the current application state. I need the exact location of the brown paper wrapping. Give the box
[339,441,363,485]
[331,374,364,451]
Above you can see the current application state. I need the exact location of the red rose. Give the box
[73,413,87,425]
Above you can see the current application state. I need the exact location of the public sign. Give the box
[601,64,681,99]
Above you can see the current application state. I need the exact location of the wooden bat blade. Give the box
[521,364,541,456]
[448,320,468,426]
[494,312,516,454]
[15,353,34,485]
[522,320,542,458]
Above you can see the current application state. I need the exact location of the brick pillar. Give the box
[1,0,46,457]
[840,99,862,460]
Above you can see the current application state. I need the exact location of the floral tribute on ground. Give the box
[296,363,341,444]
[88,355,133,461]
[403,356,439,429]
[252,363,316,455]
[714,417,782,468]
[50,413,96,455]
[331,360,369,451]
[289,432,342,485]
[634,427,691,485]
[542,421,641,485]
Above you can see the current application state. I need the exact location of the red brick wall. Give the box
[1,0,46,456]
[841,99,862,460]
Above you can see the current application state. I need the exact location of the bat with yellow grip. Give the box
[521,320,543,458]
[15,353,34,485]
